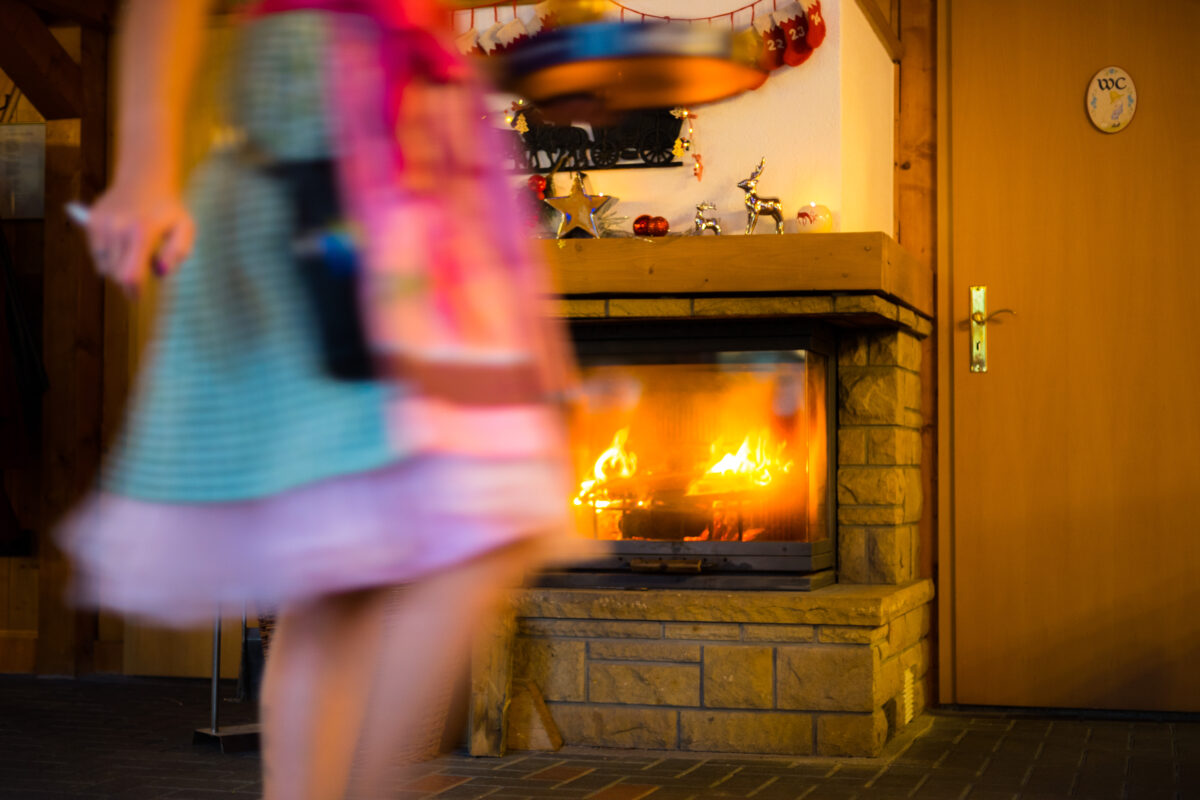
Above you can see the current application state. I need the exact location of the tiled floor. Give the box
[1,676,1196,799]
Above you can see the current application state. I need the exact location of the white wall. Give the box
[459,0,892,235]
[839,0,895,233]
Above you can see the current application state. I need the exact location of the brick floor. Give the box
[1,676,1197,799]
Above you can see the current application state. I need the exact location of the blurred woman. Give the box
[60,1,578,797]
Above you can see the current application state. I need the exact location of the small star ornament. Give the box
[544,173,616,238]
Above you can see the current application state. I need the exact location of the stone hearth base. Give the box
[473,580,933,758]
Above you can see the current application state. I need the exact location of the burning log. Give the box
[618,509,710,541]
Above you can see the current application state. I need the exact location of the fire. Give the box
[686,430,793,496]
[575,426,794,511]
[574,427,638,508]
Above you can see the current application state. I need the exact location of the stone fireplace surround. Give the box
[471,233,934,758]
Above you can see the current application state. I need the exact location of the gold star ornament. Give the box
[544,173,616,238]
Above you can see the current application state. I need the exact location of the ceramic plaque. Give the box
[1087,66,1136,133]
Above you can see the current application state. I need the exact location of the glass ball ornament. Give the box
[796,203,833,233]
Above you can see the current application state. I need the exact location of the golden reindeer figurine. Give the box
[693,202,721,235]
[737,158,784,234]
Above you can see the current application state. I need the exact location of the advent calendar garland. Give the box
[457,0,827,84]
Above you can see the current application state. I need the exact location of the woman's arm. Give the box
[85,0,214,290]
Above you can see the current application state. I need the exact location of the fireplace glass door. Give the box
[558,320,834,589]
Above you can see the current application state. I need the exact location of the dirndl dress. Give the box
[57,7,578,627]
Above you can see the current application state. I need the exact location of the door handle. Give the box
[969,286,1016,372]
[970,309,1016,326]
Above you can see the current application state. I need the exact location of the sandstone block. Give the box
[703,646,774,709]
[913,672,928,718]
[817,710,888,757]
[867,331,900,366]
[589,663,700,706]
[838,527,869,584]
[867,526,914,584]
[609,298,691,318]
[902,370,922,412]
[559,299,607,318]
[663,623,740,641]
[838,505,905,526]
[902,468,923,523]
[589,641,702,663]
[742,624,815,643]
[838,428,868,465]
[876,653,902,707]
[868,428,921,466]
[777,645,876,712]
[899,638,932,680]
[838,335,869,367]
[549,704,678,749]
[839,368,903,425]
[517,583,934,629]
[902,408,923,428]
[514,637,586,702]
[818,625,888,645]
[877,580,936,622]
[837,467,904,506]
[679,710,813,755]
[915,315,933,336]
[518,619,662,639]
[693,296,834,317]
[886,605,930,656]
[896,306,920,334]
[897,332,923,371]
[911,525,921,581]
[834,295,899,319]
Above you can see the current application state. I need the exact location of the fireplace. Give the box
[471,234,936,759]
[553,318,836,589]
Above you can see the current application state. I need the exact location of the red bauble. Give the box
[633,214,653,236]
[648,216,670,236]
[526,174,548,201]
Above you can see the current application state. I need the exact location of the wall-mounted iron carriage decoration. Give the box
[506,106,685,172]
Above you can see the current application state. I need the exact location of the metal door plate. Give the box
[970,286,988,372]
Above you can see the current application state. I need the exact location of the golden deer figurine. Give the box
[737,158,784,234]
[693,202,722,235]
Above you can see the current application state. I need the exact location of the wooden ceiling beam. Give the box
[0,0,84,119]
[21,0,115,28]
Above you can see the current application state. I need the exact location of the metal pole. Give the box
[209,614,221,734]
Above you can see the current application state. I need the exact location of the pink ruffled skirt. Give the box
[60,456,577,626]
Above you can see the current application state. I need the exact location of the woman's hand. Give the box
[83,179,195,292]
[84,0,213,292]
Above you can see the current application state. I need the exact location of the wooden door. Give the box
[942,0,1200,710]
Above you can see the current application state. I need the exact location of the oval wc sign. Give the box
[1087,66,1137,133]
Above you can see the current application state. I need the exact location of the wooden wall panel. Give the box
[122,619,246,680]
[895,0,935,582]
[35,24,106,676]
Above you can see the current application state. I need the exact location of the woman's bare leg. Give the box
[259,590,388,800]
[346,540,541,798]
[258,539,540,800]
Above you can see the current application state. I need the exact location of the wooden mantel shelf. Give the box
[542,231,933,319]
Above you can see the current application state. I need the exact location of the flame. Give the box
[574,427,638,508]
[575,426,793,511]
[686,430,793,495]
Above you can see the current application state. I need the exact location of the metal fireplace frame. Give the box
[542,316,838,591]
